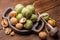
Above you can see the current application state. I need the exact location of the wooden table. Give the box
[0,0,60,40]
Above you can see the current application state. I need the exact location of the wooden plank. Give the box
[34,0,60,13]
[0,0,60,40]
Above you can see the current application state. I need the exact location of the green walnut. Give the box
[31,14,38,22]
[16,14,23,21]
[22,8,32,19]
[26,5,35,14]
[15,4,24,13]
[43,15,49,21]
[24,20,33,29]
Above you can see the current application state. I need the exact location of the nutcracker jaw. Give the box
[49,27,58,36]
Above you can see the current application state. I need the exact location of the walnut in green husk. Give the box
[26,5,35,14]
[15,4,24,13]
[43,15,49,21]
[22,8,32,19]
[24,20,33,29]
[16,14,23,21]
[31,14,38,22]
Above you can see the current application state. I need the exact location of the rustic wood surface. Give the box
[0,0,60,40]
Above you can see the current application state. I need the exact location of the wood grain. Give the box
[0,0,60,40]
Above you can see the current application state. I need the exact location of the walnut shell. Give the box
[1,19,8,28]
[10,31,15,36]
[9,11,17,18]
[19,18,26,24]
[16,23,23,29]
[39,32,47,39]
[5,28,12,35]
[10,17,18,25]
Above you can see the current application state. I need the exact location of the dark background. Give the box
[0,0,60,40]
